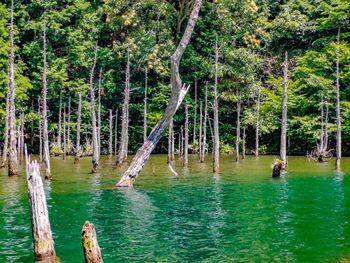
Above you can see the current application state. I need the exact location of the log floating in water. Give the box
[25,146,56,261]
[82,221,103,263]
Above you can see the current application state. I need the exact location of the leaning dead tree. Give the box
[308,98,332,162]
[8,0,19,176]
[82,221,103,263]
[89,42,99,173]
[42,14,51,179]
[280,51,289,170]
[335,28,341,171]
[25,146,56,261]
[117,50,131,166]
[213,37,220,173]
[116,0,202,187]
[75,93,82,164]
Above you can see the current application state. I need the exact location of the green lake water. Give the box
[1,155,350,262]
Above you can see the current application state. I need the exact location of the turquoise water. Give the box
[1,155,350,262]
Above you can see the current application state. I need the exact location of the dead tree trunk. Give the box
[67,96,71,154]
[63,106,66,160]
[235,96,241,162]
[114,109,118,156]
[42,14,51,179]
[75,93,82,164]
[171,122,175,160]
[213,38,220,173]
[335,28,341,171]
[255,86,261,157]
[242,127,246,159]
[180,125,184,157]
[1,88,10,167]
[117,51,131,166]
[58,91,62,149]
[183,104,189,167]
[199,100,203,159]
[200,84,208,163]
[8,0,19,176]
[97,70,102,159]
[25,146,56,261]
[167,118,174,163]
[143,67,148,143]
[193,79,197,147]
[20,112,24,163]
[108,109,113,159]
[280,51,289,170]
[178,128,181,157]
[82,221,103,263]
[90,42,99,173]
[116,0,202,187]
[38,97,43,163]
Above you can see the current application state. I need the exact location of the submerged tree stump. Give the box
[25,148,56,261]
[272,160,283,178]
[82,221,103,263]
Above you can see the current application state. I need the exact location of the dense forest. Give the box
[0,0,349,170]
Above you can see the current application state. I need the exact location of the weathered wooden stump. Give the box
[272,161,283,178]
[82,221,103,263]
[25,147,56,261]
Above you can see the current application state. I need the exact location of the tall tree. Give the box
[8,0,18,176]
[335,28,341,170]
[213,38,220,173]
[116,0,202,187]
[280,51,289,169]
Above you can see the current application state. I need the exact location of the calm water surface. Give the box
[1,155,350,262]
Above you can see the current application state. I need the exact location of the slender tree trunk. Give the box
[17,115,20,162]
[114,109,118,156]
[1,89,10,167]
[167,118,174,163]
[242,127,246,159]
[200,84,208,163]
[8,0,19,176]
[280,51,289,169]
[178,128,181,157]
[42,14,51,179]
[63,106,66,160]
[171,122,175,160]
[58,91,62,148]
[108,109,113,159]
[235,96,241,162]
[97,70,102,158]
[75,93,82,164]
[143,67,148,143]
[116,0,202,187]
[67,96,71,155]
[183,104,189,166]
[193,79,197,146]
[90,42,99,173]
[199,100,203,160]
[82,221,103,263]
[117,51,131,166]
[180,125,184,157]
[25,147,56,261]
[20,112,24,162]
[38,97,43,163]
[213,38,220,173]
[255,86,261,157]
[335,28,341,171]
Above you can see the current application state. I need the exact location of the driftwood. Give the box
[82,221,103,263]
[25,146,56,261]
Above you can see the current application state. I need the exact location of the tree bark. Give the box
[117,51,131,166]
[108,109,113,159]
[90,42,99,173]
[114,109,118,156]
[75,93,82,164]
[280,51,289,169]
[116,0,202,187]
[82,221,103,263]
[183,104,189,166]
[193,79,197,147]
[199,100,202,160]
[213,38,220,173]
[97,70,102,159]
[335,28,341,171]
[143,67,148,143]
[8,0,19,176]
[255,86,261,157]
[1,87,10,167]
[25,147,56,261]
[235,96,241,162]
[42,14,51,179]
[200,84,207,163]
